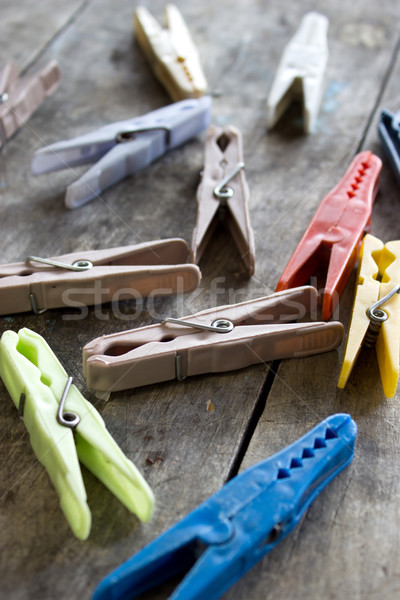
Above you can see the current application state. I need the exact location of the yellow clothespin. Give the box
[0,328,154,540]
[338,234,400,397]
[134,4,208,101]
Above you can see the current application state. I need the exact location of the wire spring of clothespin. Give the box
[365,284,400,347]
[213,162,245,200]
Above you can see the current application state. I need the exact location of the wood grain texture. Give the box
[1,0,400,598]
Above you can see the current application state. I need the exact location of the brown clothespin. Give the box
[0,239,200,315]
[0,60,60,147]
[191,125,256,276]
[82,286,343,394]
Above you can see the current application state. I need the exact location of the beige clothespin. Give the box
[191,124,255,276]
[83,286,344,393]
[0,60,60,147]
[0,239,201,315]
[134,4,208,101]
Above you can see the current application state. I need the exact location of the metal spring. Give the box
[364,318,383,348]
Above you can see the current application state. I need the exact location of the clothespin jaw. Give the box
[0,239,201,316]
[338,234,400,398]
[378,108,400,187]
[134,4,208,101]
[266,12,329,133]
[82,286,344,393]
[31,96,211,208]
[0,60,60,147]
[276,151,382,320]
[93,413,357,600]
[191,124,255,276]
[0,328,154,540]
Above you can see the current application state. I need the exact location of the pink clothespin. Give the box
[0,239,200,315]
[191,125,255,276]
[82,286,343,394]
[0,60,60,147]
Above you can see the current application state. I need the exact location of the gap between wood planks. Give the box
[355,31,400,153]
[20,0,92,75]
[226,359,281,480]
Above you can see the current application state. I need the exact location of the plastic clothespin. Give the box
[266,11,329,133]
[31,96,211,208]
[338,233,400,398]
[134,4,208,101]
[0,60,60,147]
[0,328,154,540]
[82,286,344,393]
[378,108,400,187]
[276,151,382,320]
[92,413,357,600]
[0,239,201,316]
[191,125,255,276]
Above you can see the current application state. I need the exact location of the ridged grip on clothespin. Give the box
[92,413,357,600]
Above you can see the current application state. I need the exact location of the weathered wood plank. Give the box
[1,0,400,599]
[239,6,400,600]
[1,1,88,69]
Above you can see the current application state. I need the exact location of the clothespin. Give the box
[378,108,400,187]
[276,151,382,320]
[266,11,329,133]
[191,125,255,276]
[0,60,60,147]
[0,239,200,316]
[134,4,208,101]
[82,286,344,394]
[31,96,211,208]
[0,328,154,540]
[338,234,400,398]
[93,413,357,600]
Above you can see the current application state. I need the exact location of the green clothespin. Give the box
[0,328,154,540]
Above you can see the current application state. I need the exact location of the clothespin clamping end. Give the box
[276,151,382,320]
[0,60,60,147]
[378,108,400,187]
[338,234,400,398]
[31,95,211,208]
[266,11,329,133]
[0,328,154,540]
[92,413,357,600]
[134,4,208,101]
[191,124,255,276]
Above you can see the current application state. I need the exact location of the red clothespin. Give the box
[0,60,60,147]
[191,125,255,276]
[276,151,382,320]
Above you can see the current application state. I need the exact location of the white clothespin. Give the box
[134,4,208,101]
[0,60,60,147]
[266,12,329,134]
[31,96,212,208]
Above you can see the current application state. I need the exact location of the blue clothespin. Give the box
[93,413,357,600]
[378,108,400,187]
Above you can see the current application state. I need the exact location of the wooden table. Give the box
[1,1,400,598]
